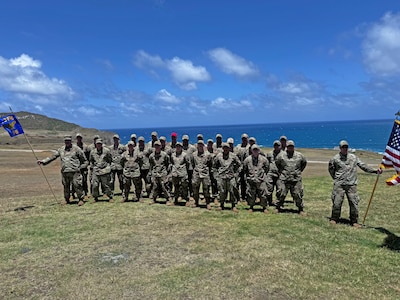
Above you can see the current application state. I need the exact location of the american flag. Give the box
[381,119,400,185]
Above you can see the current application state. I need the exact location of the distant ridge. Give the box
[0,111,115,147]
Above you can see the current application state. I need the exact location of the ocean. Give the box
[106,119,395,153]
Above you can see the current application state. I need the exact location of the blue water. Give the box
[107,119,394,153]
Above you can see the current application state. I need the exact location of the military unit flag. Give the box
[0,114,24,137]
[381,119,400,185]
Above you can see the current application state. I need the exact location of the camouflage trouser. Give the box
[277,180,304,210]
[140,169,152,196]
[91,173,113,199]
[111,169,124,192]
[192,176,211,205]
[218,177,239,206]
[246,180,268,208]
[62,172,83,201]
[266,175,282,204]
[331,184,360,223]
[123,176,142,200]
[172,176,188,201]
[151,176,170,200]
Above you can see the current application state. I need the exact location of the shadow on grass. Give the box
[374,227,400,252]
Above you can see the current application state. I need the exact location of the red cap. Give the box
[171,132,177,137]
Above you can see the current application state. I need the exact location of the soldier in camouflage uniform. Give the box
[243,144,270,213]
[182,134,196,199]
[191,140,213,209]
[110,134,126,195]
[137,136,152,197]
[235,133,250,202]
[149,140,171,204]
[169,142,191,206]
[213,143,242,212]
[89,139,114,202]
[266,140,282,206]
[120,141,143,202]
[38,135,88,206]
[75,133,90,197]
[207,138,218,199]
[275,140,307,215]
[328,140,381,227]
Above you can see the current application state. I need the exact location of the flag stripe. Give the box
[381,119,400,186]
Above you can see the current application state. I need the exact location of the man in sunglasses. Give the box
[328,140,382,228]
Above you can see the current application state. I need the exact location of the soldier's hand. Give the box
[377,168,383,174]
[37,160,43,165]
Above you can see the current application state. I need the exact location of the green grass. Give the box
[1,172,400,299]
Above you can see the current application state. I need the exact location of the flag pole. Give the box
[9,107,59,203]
[361,174,380,225]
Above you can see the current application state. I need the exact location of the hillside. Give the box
[0,111,115,148]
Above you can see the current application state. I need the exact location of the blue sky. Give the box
[1,0,400,129]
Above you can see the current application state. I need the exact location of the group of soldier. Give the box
[38,131,308,215]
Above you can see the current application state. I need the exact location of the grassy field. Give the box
[1,147,400,299]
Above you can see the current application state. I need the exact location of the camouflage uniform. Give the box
[275,141,307,212]
[75,133,91,196]
[182,135,196,198]
[243,145,270,211]
[206,139,218,198]
[41,136,88,204]
[89,140,113,201]
[149,142,171,203]
[137,137,152,197]
[191,141,213,208]
[110,135,126,194]
[120,142,143,201]
[328,140,379,224]
[213,144,242,210]
[235,133,250,202]
[266,140,283,206]
[170,144,191,204]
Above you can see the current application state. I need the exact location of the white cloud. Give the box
[155,89,181,104]
[362,12,400,76]
[211,96,253,110]
[133,50,210,90]
[208,47,260,78]
[0,54,75,100]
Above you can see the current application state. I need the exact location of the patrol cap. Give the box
[273,140,281,146]
[197,140,205,145]
[280,135,287,141]
[151,131,158,136]
[249,137,256,143]
[159,136,166,141]
[171,132,177,137]
[64,135,72,141]
[176,142,183,147]
[251,144,260,151]
[222,142,230,148]
[339,140,349,147]
[96,139,103,144]
[216,133,222,138]
[113,134,120,139]
[76,133,82,138]
[241,133,249,139]
[93,134,100,140]
[138,136,145,142]
[227,138,234,144]
[197,133,203,139]
[182,134,189,140]
[127,141,135,146]
[154,140,161,146]
[207,139,213,144]
[130,133,137,139]
[286,140,295,147]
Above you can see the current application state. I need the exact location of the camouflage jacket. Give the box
[275,150,307,182]
[149,150,170,178]
[191,150,213,179]
[120,150,142,178]
[89,147,112,176]
[266,149,282,177]
[328,152,376,185]
[243,155,270,183]
[110,143,126,171]
[170,151,190,178]
[42,145,87,173]
[213,152,242,179]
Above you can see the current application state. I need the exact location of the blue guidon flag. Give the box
[0,114,25,137]
[381,119,400,185]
